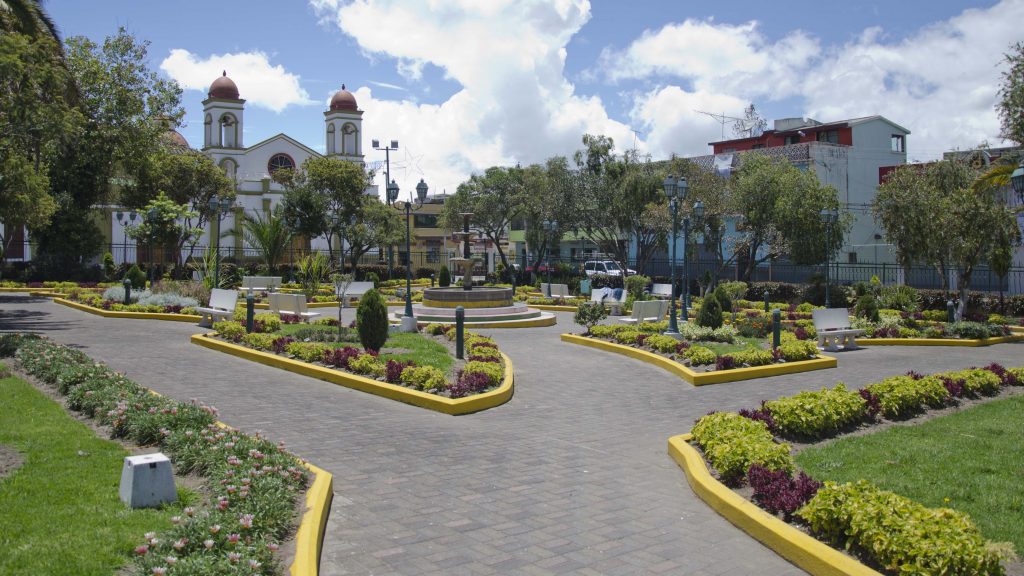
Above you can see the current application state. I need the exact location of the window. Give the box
[413,214,438,228]
[722,147,737,153]
[267,153,294,174]
[891,134,905,152]
[847,252,858,264]
[751,143,765,149]
[816,130,839,144]
[511,218,525,231]
[783,135,799,145]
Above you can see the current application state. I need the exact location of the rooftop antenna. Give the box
[695,110,746,140]
[630,128,644,153]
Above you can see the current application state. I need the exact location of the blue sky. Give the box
[48,0,1020,196]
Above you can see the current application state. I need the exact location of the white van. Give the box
[583,260,635,277]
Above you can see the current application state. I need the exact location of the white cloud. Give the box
[160,49,314,112]
[310,0,637,196]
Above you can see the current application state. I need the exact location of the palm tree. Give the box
[0,0,61,43]
[239,207,293,273]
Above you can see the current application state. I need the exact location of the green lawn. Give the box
[0,365,190,575]
[796,395,1024,551]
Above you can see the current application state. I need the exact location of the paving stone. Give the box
[3,296,1022,575]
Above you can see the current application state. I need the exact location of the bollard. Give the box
[455,306,465,360]
[431,273,436,287]
[122,278,132,306]
[946,300,955,323]
[764,290,770,313]
[772,308,781,349]
[246,291,255,333]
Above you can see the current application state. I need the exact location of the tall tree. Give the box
[278,157,370,259]
[875,164,951,286]
[125,191,200,267]
[345,196,403,270]
[996,41,1024,145]
[441,165,522,270]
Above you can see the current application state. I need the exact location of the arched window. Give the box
[267,153,295,174]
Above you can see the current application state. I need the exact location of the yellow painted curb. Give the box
[529,304,580,312]
[668,434,881,576]
[1010,326,1024,335]
[0,286,55,293]
[423,298,511,309]
[859,334,1024,347]
[291,461,333,576]
[190,333,514,415]
[53,297,202,323]
[560,334,836,385]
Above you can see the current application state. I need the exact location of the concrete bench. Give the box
[539,283,571,302]
[650,283,673,299]
[340,281,375,305]
[619,299,668,324]
[268,293,321,322]
[812,308,865,351]
[196,288,238,328]
[241,276,282,292]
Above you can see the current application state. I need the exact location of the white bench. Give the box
[539,283,571,302]
[619,299,668,324]
[340,281,375,305]
[812,308,865,351]
[268,293,321,322]
[196,288,238,328]
[650,283,673,299]
[241,276,282,292]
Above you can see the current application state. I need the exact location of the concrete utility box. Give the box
[119,453,176,509]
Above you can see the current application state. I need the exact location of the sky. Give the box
[48,0,1023,198]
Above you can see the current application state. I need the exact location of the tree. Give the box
[125,192,200,267]
[441,165,522,270]
[345,196,403,270]
[0,154,55,268]
[0,0,62,46]
[875,164,949,284]
[278,157,370,259]
[996,42,1024,144]
[239,207,292,272]
[730,154,846,281]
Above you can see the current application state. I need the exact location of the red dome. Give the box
[208,71,239,100]
[329,84,358,111]
[163,129,189,148]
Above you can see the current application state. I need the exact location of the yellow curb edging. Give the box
[560,333,836,385]
[858,334,1024,347]
[190,333,514,415]
[0,286,55,293]
[529,304,581,312]
[53,297,202,323]
[668,434,881,576]
[291,461,333,576]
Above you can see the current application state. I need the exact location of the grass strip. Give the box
[0,366,186,575]
[795,395,1024,552]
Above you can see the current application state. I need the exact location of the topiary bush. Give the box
[713,285,733,315]
[855,293,880,322]
[127,264,147,289]
[697,292,723,329]
[438,265,451,287]
[356,288,389,351]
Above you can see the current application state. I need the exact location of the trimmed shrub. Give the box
[684,345,717,366]
[438,265,451,287]
[241,332,276,350]
[947,321,992,340]
[213,320,246,342]
[349,353,386,378]
[285,341,331,363]
[253,312,282,333]
[712,285,733,314]
[645,334,682,354]
[463,360,503,387]
[691,412,793,486]
[612,329,642,345]
[944,368,1002,396]
[356,288,389,352]
[854,294,880,322]
[400,365,447,391]
[696,293,723,329]
[574,301,608,334]
[127,264,147,289]
[866,375,949,419]
[746,281,802,303]
[764,384,867,440]
[797,480,1007,576]
[730,347,774,367]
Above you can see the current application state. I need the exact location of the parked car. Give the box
[583,260,635,277]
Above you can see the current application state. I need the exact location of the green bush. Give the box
[613,329,642,345]
[729,347,774,367]
[349,353,386,378]
[625,274,650,300]
[945,369,1002,396]
[463,360,503,387]
[574,301,608,334]
[127,264,147,289]
[947,321,992,340]
[713,285,733,314]
[866,375,949,418]
[438,265,451,287]
[879,284,921,312]
[691,412,793,485]
[855,294,880,322]
[253,312,281,333]
[797,480,1007,576]
[102,252,115,280]
[765,384,867,439]
[467,344,500,360]
[356,289,389,351]
[697,293,723,329]
[777,340,818,362]
[684,345,717,366]
[645,334,681,353]
[400,365,448,391]
[285,341,331,363]
[717,281,748,303]
[213,320,246,342]
[241,332,276,350]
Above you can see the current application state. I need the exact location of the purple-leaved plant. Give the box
[739,401,778,434]
[747,464,821,521]
[858,388,881,420]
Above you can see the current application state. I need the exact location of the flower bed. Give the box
[2,334,310,575]
[210,320,505,401]
[681,363,1024,575]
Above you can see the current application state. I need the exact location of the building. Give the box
[109,72,371,264]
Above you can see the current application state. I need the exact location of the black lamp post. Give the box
[390,178,429,330]
[208,194,234,289]
[116,210,137,265]
[542,219,557,297]
[145,207,159,286]
[374,139,399,279]
[662,175,685,335]
[819,208,838,307]
[686,201,704,319]
[284,215,298,283]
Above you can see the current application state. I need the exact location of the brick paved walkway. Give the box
[3,294,1022,575]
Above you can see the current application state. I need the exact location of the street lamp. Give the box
[115,210,137,265]
[374,139,399,279]
[683,200,704,321]
[819,208,838,307]
[662,175,685,335]
[390,178,429,332]
[208,194,234,289]
[145,207,159,286]
[542,220,557,297]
